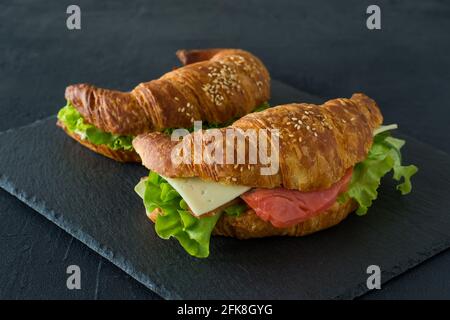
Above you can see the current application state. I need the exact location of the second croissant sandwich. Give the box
[56,48,270,162]
[133,94,417,258]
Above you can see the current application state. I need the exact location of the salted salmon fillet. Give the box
[241,169,353,228]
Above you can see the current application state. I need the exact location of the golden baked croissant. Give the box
[134,94,380,238]
[134,93,382,190]
[57,48,270,162]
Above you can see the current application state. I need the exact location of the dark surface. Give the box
[0,80,449,299]
[1,0,450,299]
[0,191,157,299]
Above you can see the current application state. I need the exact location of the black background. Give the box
[1,0,449,299]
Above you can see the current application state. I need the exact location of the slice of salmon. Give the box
[241,169,353,228]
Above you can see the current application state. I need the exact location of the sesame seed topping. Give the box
[201,60,242,106]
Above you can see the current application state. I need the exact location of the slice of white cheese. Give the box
[162,176,251,216]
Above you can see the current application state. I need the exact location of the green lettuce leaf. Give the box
[135,172,223,258]
[252,101,271,113]
[223,202,248,217]
[340,131,418,215]
[57,102,134,151]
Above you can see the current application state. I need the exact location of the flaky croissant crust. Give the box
[134,94,383,191]
[65,49,270,136]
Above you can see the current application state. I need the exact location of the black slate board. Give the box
[1,80,449,299]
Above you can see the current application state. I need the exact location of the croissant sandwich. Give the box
[133,94,418,258]
[56,49,271,162]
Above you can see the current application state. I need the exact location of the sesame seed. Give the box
[314,132,318,137]
[201,60,244,105]
[174,97,179,101]
[231,177,237,182]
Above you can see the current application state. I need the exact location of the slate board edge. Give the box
[0,115,55,137]
[344,240,450,299]
[0,174,181,300]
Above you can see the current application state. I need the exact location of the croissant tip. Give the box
[64,85,75,101]
[176,49,188,65]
